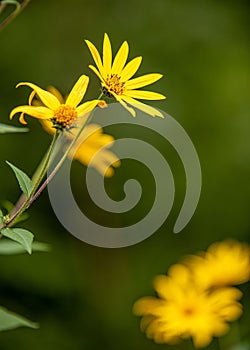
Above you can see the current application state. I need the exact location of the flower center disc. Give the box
[53,104,77,130]
[103,74,125,96]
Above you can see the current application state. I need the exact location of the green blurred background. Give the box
[0,0,249,349]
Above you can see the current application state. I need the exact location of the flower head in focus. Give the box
[85,33,166,118]
[183,240,250,289]
[133,264,243,348]
[37,86,120,177]
[10,75,101,130]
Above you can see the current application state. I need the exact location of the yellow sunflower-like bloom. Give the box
[85,33,166,118]
[183,240,250,289]
[10,75,100,129]
[36,86,120,177]
[133,264,243,348]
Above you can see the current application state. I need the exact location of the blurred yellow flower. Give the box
[10,75,100,129]
[184,240,250,289]
[38,87,120,177]
[85,33,166,118]
[133,264,243,348]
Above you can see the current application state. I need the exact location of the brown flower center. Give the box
[103,74,125,97]
[183,307,195,316]
[52,104,78,130]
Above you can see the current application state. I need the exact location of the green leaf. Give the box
[6,161,34,197]
[0,200,28,224]
[13,211,29,224]
[0,209,3,225]
[1,0,21,8]
[230,343,250,350]
[0,200,14,213]
[0,228,34,254]
[0,306,38,331]
[0,123,28,134]
[0,240,51,255]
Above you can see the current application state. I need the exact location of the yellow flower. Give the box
[10,75,100,129]
[85,33,166,118]
[184,240,250,289]
[37,86,120,177]
[133,264,243,348]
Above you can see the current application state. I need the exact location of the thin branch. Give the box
[0,0,31,32]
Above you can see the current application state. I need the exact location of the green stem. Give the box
[29,114,94,205]
[0,0,31,32]
[29,95,104,204]
[4,129,61,228]
[11,138,60,214]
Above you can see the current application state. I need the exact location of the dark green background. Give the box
[0,0,249,349]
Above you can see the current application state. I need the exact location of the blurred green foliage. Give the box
[0,0,249,349]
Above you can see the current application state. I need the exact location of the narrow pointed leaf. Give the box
[0,240,51,255]
[0,228,34,254]
[0,123,28,134]
[0,306,38,331]
[6,161,34,197]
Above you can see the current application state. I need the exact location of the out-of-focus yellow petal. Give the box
[112,41,129,75]
[140,315,156,332]
[125,89,166,100]
[90,151,120,178]
[133,297,166,316]
[16,82,60,110]
[47,86,64,104]
[125,73,163,89]
[10,106,53,123]
[120,56,142,81]
[85,39,105,77]
[121,95,164,118]
[66,75,89,108]
[192,332,213,348]
[103,33,112,75]
[40,119,55,135]
[76,99,101,117]
[70,126,120,177]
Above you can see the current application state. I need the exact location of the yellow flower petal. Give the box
[140,315,156,332]
[47,86,64,104]
[76,99,101,117]
[115,96,136,117]
[120,56,142,81]
[10,106,54,122]
[20,113,28,124]
[125,89,166,100]
[133,297,166,316]
[90,151,120,178]
[192,333,213,348]
[112,41,129,75]
[121,95,164,118]
[66,75,89,108]
[28,90,36,105]
[125,73,163,89]
[103,33,112,75]
[40,118,55,135]
[85,39,105,77]
[88,65,106,83]
[16,82,60,110]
